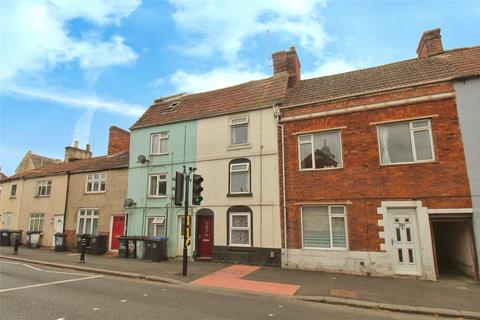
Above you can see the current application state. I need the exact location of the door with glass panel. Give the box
[389,209,420,274]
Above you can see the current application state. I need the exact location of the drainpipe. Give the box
[274,105,288,266]
[62,172,70,234]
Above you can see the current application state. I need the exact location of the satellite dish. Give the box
[124,198,136,208]
[137,154,149,164]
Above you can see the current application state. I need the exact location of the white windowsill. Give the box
[380,160,437,167]
[147,195,168,199]
[85,191,106,194]
[299,166,343,172]
[227,143,251,151]
[150,152,169,156]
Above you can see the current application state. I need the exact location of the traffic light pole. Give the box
[182,167,191,276]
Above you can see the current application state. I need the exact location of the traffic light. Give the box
[174,171,184,206]
[192,174,204,205]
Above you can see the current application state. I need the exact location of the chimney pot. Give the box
[86,144,91,152]
[73,140,79,148]
[416,28,444,58]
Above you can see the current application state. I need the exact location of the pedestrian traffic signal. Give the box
[174,171,184,206]
[192,174,204,205]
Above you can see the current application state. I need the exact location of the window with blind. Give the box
[302,206,347,249]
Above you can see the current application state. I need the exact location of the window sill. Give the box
[226,246,253,251]
[226,193,252,197]
[34,195,51,198]
[298,166,343,172]
[147,196,168,199]
[150,152,169,157]
[9,196,16,199]
[302,247,349,251]
[227,144,251,151]
[380,160,437,167]
[85,191,106,195]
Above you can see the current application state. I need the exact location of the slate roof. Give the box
[131,72,290,129]
[0,172,7,181]
[2,151,129,182]
[285,46,480,106]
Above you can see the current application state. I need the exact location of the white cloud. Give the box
[0,0,140,82]
[4,86,145,117]
[169,0,328,61]
[170,66,268,93]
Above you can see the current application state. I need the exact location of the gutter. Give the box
[274,105,288,266]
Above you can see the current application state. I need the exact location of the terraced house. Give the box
[125,48,298,264]
[0,127,129,249]
[278,29,479,280]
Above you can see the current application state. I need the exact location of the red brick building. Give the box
[278,29,480,280]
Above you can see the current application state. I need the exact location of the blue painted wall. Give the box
[126,121,196,257]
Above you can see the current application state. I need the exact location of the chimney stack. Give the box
[108,126,130,155]
[272,46,301,87]
[65,141,92,162]
[416,28,444,58]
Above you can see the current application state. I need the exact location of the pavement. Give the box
[0,260,449,320]
[1,246,479,319]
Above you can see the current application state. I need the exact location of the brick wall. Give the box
[279,82,472,251]
[108,126,130,155]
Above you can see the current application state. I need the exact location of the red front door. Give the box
[198,216,213,258]
[111,215,125,250]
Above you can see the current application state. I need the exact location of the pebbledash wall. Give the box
[455,77,480,266]
[195,107,282,265]
[64,168,128,250]
[279,82,472,280]
[126,121,197,258]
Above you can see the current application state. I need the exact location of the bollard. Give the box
[79,237,86,263]
[13,237,19,255]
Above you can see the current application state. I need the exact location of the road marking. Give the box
[0,275,103,293]
[22,263,43,271]
[44,270,92,277]
[93,308,100,311]
[120,299,127,303]
[67,253,80,256]
[143,293,149,296]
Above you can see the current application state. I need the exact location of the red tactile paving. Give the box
[191,265,300,296]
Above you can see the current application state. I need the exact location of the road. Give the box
[0,260,444,320]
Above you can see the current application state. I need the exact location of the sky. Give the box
[1,0,479,176]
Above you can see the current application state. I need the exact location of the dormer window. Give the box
[230,116,249,145]
[168,101,180,110]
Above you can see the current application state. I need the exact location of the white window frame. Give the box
[28,213,45,232]
[229,212,251,247]
[300,205,348,250]
[298,130,343,171]
[229,162,250,194]
[145,216,166,237]
[148,173,168,198]
[76,209,99,235]
[36,180,52,197]
[10,184,17,197]
[229,116,249,145]
[85,172,107,193]
[377,119,435,166]
[150,132,169,155]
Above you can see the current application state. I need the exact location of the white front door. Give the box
[390,209,420,275]
[53,215,64,245]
